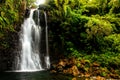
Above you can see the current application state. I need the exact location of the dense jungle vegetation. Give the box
[48,0,120,78]
[48,0,120,56]
[0,0,120,78]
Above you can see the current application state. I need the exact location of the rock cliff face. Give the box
[0,30,20,71]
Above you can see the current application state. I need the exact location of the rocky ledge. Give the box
[50,57,120,79]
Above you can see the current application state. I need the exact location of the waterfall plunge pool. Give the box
[0,71,76,80]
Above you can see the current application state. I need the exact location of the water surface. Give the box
[0,71,73,80]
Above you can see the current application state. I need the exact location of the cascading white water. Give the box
[19,9,50,71]
[44,12,50,69]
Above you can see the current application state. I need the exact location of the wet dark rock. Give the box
[33,10,46,27]
[33,10,39,25]
[38,4,50,11]
[24,8,30,18]
[0,24,21,71]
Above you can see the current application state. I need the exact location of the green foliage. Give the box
[85,15,113,38]
[104,34,120,52]
[47,0,120,77]
[0,0,20,34]
[108,0,120,14]
[48,0,120,55]
[81,52,120,69]
[100,71,107,77]
[0,0,37,49]
[53,0,70,18]
[26,0,36,7]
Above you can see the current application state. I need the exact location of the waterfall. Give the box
[44,12,50,69]
[18,9,50,71]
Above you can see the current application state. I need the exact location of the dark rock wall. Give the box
[0,25,21,71]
